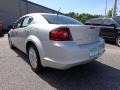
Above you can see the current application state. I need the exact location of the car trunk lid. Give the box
[68,25,100,45]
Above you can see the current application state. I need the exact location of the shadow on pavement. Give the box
[13,48,120,90]
[0,34,4,38]
[105,40,117,46]
[13,48,30,65]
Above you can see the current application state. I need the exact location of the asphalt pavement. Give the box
[0,35,120,90]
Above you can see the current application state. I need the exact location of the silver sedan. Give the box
[8,13,105,72]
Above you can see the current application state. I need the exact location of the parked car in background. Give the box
[0,21,3,36]
[8,13,105,72]
[85,17,120,47]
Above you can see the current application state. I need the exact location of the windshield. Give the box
[42,14,82,25]
[113,16,120,25]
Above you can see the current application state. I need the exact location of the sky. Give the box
[28,0,120,15]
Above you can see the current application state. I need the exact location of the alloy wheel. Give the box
[116,36,120,47]
[29,47,38,69]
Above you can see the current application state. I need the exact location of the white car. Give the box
[8,13,105,72]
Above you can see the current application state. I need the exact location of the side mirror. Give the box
[8,25,13,29]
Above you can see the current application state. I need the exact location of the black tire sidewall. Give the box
[8,36,14,49]
[116,36,120,47]
[28,44,42,72]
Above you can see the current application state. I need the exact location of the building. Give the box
[0,0,59,30]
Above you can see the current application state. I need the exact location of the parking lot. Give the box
[0,35,120,90]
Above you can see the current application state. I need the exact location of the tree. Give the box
[65,12,103,23]
[107,9,113,17]
[65,12,77,19]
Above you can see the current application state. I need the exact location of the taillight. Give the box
[49,27,73,41]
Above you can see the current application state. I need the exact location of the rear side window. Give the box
[14,16,33,29]
[22,17,33,27]
[42,15,82,25]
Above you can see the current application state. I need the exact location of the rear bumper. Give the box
[41,37,105,69]
[42,58,98,70]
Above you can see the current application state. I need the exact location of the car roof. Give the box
[86,18,114,23]
[88,17,112,20]
[23,13,62,17]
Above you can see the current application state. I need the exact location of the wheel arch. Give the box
[117,33,120,37]
[25,35,45,61]
[116,33,120,47]
[116,33,120,40]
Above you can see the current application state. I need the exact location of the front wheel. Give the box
[116,36,120,47]
[8,36,14,49]
[28,44,42,72]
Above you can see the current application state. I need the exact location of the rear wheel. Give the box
[116,35,120,47]
[28,44,42,72]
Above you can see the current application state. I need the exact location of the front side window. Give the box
[14,19,23,29]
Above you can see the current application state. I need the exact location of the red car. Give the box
[0,21,3,35]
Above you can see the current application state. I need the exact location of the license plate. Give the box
[90,47,98,57]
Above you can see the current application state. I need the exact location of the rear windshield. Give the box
[42,14,82,25]
[86,19,103,25]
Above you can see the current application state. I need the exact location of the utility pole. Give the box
[112,0,117,17]
[105,0,108,17]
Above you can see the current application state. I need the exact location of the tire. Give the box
[116,35,120,47]
[8,36,14,49]
[0,33,3,37]
[28,44,42,73]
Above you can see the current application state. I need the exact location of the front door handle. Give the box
[25,30,29,35]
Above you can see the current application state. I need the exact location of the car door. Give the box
[11,18,24,47]
[16,16,33,52]
[101,19,117,40]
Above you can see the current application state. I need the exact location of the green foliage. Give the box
[107,9,113,17]
[65,12,103,23]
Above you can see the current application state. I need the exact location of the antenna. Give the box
[56,7,61,24]
[57,7,61,16]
